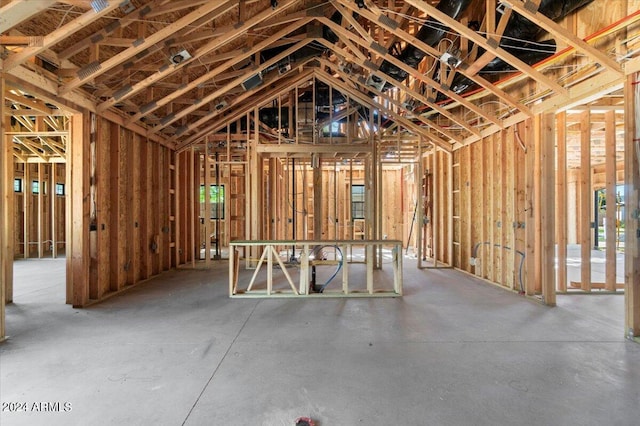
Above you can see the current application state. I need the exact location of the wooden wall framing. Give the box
[625,73,640,339]
[66,113,193,307]
[1,74,10,340]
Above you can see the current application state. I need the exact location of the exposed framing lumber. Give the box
[579,110,591,292]
[1,74,10,339]
[150,36,314,133]
[318,58,459,146]
[500,0,623,77]
[176,68,316,150]
[604,110,617,292]
[523,119,535,296]
[314,69,446,150]
[68,112,90,306]
[540,113,555,305]
[230,240,402,297]
[57,0,173,60]
[1,1,121,71]
[317,18,502,127]
[556,111,567,292]
[103,8,310,115]
[60,1,237,94]
[339,1,532,118]
[0,0,56,34]
[403,0,568,98]
[625,73,640,339]
[316,37,480,137]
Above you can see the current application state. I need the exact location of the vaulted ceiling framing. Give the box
[1,0,639,160]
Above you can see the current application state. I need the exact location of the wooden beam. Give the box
[0,0,56,33]
[119,17,311,120]
[60,1,237,93]
[319,58,460,145]
[151,39,313,134]
[0,74,11,339]
[625,73,640,339]
[403,0,568,98]
[556,111,567,292]
[1,1,121,71]
[338,1,532,117]
[501,0,623,77]
[317,18,502,127]
[604,110,617,292]
[176,68,316,149]
[98,0,302,110]
[68,112,90,306]
[540,113,555,305]
[580,111,591,292]
[523,119,536,296]
[314,69,448,150]
[320,37,480,137]
[58,0,173,60]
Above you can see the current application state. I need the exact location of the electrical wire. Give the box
[472,242,525,293]
[310,245,343,293]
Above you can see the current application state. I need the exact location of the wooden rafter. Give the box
[57,0,174,60]
[116,16,312,121]
[500,0,623,76]
[0,0,57,34]
[176,68,316,149]
[318,18,501,126]
[339,1,532,118]
[60,1,238,94]
[314,69,450,151]
[403,0,569,98]
[318,58,462,144]
[1,1,121,71]
[151,37,315,134]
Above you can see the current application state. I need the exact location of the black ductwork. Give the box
[379,0,474,83]
[440,0,595,102]
[240,0,597,132]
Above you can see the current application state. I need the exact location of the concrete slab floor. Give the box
[1,258,639,426]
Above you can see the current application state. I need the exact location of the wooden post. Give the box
[524,119,536,296]
[540,113,556,306]
[432,148,438,267]
[23,162,30,259]
[67,112,90,306]
[51,163,57,258]
[1,74,12,338]
[37,164,44,258]
[250,109,260,262]
[313,157,322,239]
[625,73,640,339]
[204,152,211,266]
[604,111,617,292]
[190,147,196,267]
[556,112,568,292]
[366,243,374,294]
[416,138,423,268]
[533,116,542,294]
[580,111,592,292]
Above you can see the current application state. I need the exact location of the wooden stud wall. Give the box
[78,115,184,305]
[448,121,531,293]
[420,149,452,267]
[12,163,66,258]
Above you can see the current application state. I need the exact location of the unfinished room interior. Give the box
[1,0,640,424]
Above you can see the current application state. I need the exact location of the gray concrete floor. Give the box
[1,257,639,426]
